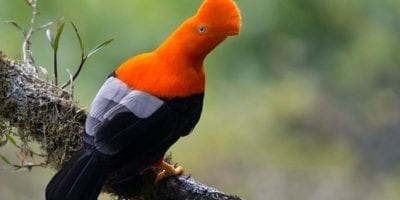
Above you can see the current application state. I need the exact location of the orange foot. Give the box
[154,160,184,183]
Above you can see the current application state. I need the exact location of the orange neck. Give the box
[115,52,205,98]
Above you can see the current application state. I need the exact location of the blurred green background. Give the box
[1,0,400,199]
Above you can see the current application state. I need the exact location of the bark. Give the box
[0,51,243,200]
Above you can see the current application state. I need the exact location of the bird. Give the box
[45,0,241,199]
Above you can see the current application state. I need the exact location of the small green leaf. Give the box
[0,154,12,165]
[5,134,18,147]
[46,29,55,46]
[87,38,114,58]
[5,20,24,32]
[70,22,84,57]
[37,21,54,32]
[24,0,33,6]
[53,22,65,51]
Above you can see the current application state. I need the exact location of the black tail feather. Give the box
[46,147,110,200]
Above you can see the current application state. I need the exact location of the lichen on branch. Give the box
[0,51,85,169]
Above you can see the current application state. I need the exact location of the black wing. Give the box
[85,76,204,157]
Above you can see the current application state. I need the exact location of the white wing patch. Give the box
[85,77,164,136]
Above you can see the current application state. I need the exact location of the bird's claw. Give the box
[154,161,184,183]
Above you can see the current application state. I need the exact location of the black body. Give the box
[46,92,204,200]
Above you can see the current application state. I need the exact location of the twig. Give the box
[53,52,58,85]
[66,68,74,98]
[12,162,48,171]
[60,24,114,89]
[35,21,54,32]
[22,0,38,75]
[61,57,87,89]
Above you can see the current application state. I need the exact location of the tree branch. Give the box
[0,51,243,200]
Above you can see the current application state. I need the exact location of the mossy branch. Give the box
[0,53,243,199]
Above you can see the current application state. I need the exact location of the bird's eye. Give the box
[198,25,207,34]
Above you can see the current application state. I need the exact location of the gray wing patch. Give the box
[104,91,164,119]
[88,77,130,121]
[85,77,164,136]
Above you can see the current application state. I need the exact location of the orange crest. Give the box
[196,0,242,36]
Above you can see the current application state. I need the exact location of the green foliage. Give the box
[70,22,84,58]
[43,19,114,88]
[0,154,12,165]
[48,21,65,52]
[5,20,24,33]
[87,38,114,59]
[60,27,114,89]
[5,133,18,147]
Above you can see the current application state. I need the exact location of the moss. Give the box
[0,52,86,169]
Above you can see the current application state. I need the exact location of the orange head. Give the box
[156,0,242,61]
[196,0,242,36]
[116,0,241,98]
